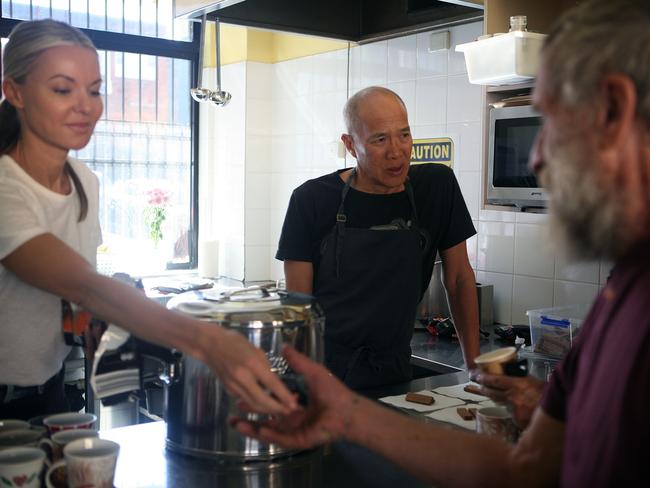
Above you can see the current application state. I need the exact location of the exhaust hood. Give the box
[174,0,246,19]
[174,0,483,42]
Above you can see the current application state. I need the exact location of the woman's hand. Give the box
[231,345,361,449]
[202,327,300,415]
[472,371,546,429]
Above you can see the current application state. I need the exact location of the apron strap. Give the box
[334,169,355,278]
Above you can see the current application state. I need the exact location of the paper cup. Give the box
[474,347,517,375]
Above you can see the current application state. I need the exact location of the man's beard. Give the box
[539,137,630,261]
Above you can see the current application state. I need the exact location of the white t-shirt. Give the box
[0,155,102,385]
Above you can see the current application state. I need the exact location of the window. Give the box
[1,0,199,276]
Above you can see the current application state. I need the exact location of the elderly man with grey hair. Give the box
[275,84,480,391]
[234,0,650,485]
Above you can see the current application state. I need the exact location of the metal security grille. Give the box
[0,0,191,40]
[0,0,199,274]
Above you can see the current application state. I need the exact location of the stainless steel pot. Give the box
[163,286,324,461]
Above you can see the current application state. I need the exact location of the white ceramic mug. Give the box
[46,438,119,488]
[0,420,30,434]
[0,429,43,451]
[475,407,519,443]
[40,428,99,462]
[43,413,97,435]
[0,446,45,488]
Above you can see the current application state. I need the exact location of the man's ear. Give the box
[341,133,357,158]
[596,73,637,153]
[2,78,25,109]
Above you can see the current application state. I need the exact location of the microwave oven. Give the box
[487,104,546,209]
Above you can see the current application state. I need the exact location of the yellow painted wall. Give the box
[203,23,350,67]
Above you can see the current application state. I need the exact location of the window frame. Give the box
[0,15,202,271]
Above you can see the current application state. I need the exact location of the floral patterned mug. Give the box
[0,446,45,488]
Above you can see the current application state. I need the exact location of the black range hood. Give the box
[200,0,483,43]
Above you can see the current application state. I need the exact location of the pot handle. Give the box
[158,357,182,386]
[222,284,275,299]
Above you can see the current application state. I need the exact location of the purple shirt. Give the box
[541,242,650,486]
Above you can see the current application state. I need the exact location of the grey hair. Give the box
[343,86,407,134]
[543,0,650,124]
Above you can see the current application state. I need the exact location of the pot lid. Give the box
[166,285,322,327]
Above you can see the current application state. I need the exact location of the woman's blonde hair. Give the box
[0,19,97,221]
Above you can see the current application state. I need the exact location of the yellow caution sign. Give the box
[410,137,453,167]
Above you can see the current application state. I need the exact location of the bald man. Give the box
[276,86,480,390]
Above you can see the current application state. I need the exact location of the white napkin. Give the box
[432,382,488,402]
[426,405,478,430]
[477,400,499,408]
[379,390,465,412]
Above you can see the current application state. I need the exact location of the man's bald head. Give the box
[343,87,407,137]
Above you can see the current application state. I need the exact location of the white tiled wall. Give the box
[203,21,608,323]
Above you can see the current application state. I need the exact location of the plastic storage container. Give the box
[526,304,590,359]
[456,30,547,86]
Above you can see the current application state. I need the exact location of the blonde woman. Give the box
[0,19,295,419]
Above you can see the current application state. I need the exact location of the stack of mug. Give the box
[0,413,119,488]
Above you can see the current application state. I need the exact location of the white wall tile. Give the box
[269,247,284,282]
[245,135,272,173]
[447,73,482,123]
[357,41,388,88]
[458,171,480,221]
[515,211,548,224]
[246,98,271,136]
[386,80,416,116]
[313,48,349,94]
[446,121,481,172]
[245,245,270,281]
[476,271,513,325]
[244,173,271,210]
[448,21,484,76]
[273,56,313,98]
[514,223,555,278]
[411,124,447,140]
[414,76,447,126]
[416,30,449,78]
[222,239,244,281]
[553,281,600,308]
[387,34,417,82]
[348,45,362,93]
[244,208,270,246]
[246,61,272,99]
[512,275,554,325]
[478,208,517,222]
[477,221,515,273]
[312,90,347,139]
[555,253,600,283]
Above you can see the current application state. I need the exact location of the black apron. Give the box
[315,169,427,390]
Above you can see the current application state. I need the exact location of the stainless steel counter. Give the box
[100,372,470,488]
[409,324,504,374]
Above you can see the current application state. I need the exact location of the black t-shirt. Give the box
[276,163,476,296]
